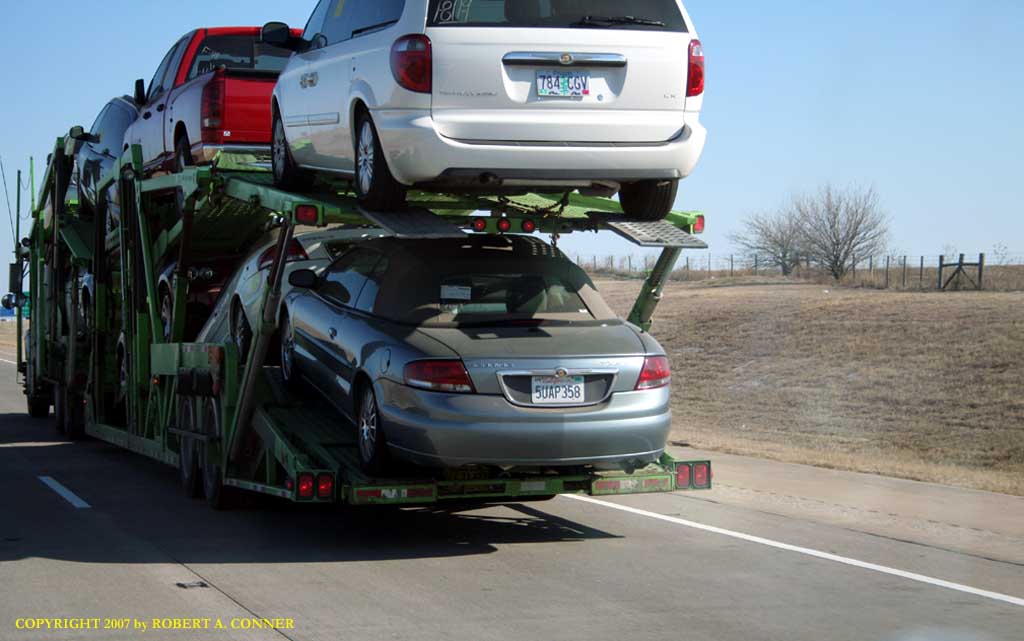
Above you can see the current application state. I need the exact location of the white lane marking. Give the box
[562,494,1024,608]
[0,358,16,365]
[38,476,91,509]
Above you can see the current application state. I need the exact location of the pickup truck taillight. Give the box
[391,35,432,94]
[687,40,705,97]
[201,71,226,144]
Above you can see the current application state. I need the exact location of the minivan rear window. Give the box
[427,0,687,32]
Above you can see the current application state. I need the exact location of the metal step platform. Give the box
[594,216,709,249]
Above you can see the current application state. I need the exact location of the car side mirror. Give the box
[1,293,16,311]
[69,125,100,145]
[288,269,318,289]
[261,21,292,47]
[133,78,146,106]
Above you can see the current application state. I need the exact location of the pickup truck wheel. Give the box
[174,135,193,173]
[354,113,406,212]
[272,114,313,191]
[178,398,202,499]
[357,384,389,475]
[619,179,679,221]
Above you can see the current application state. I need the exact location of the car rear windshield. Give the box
[427,0,687,32]
[186,35,293,81]
[371,237,617,326]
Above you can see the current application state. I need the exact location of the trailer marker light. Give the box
[675,464,691,489]
[295,205,319,225]
[297,473,314,499]
[693,463,710,488]
[316,473,334,499]
[471,218,488,233]
[693,214,705,234]
[497,218,512,233]
[521,219,537,234]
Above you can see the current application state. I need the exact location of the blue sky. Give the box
[1,0,1022,268]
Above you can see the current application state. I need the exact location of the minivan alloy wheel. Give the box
[356,121,376,195]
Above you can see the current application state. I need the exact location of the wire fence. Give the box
[576,252,1024,292]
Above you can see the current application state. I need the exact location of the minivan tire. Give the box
[272,113,314,192]
[354,112,407,212]
[619,179,679,221]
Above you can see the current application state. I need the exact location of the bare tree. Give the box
[728,208,805,275]
[795,185,889,280]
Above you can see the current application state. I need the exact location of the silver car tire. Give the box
[357,385,388,474]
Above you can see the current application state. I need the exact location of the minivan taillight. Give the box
[391,35,432,93]
[201,71,226,143]
[636,356,671,390]
[687,40,704,97]
[258,239,309,271]
[404,360,475,393]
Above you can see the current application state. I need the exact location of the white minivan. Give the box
[263,0,706,220]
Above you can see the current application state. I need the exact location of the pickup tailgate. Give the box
[218,70,279,144]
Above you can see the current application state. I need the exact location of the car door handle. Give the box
[328,327,338,340]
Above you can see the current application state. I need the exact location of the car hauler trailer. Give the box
[7,134,712,509]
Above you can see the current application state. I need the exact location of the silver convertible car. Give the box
[280,234,673,473]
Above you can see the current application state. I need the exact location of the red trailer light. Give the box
[496,218,512,233]
[471,217,488,233]
[295,205,319,225]
[521,219,537,233]
[404,360,476,393]
[297,473,314,499]
[636,356,671,390]
[687,40,705,97]
[316,473,334,499]
[692,463,710,488]
[675,464,691,489]
[693,214,705,234]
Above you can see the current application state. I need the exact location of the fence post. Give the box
[901,256,907,289]
[869,256,874,279]
[885,256,890,288]
[730,255,734,276]
[754,255,759,275]
[978,253,985,290]
[937,255,944,290]
[851,255,856,280]
[685,256,691,280]
[919,256,924,289]
[627,256,632,273]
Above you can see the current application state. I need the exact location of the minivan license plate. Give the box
[531,375,585,404]
[536,71,591,97]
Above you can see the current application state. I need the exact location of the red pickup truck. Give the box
[124,26,300,174]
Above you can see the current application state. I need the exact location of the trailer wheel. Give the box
[354,111,407,212]
[54,384,84,440]
[618,179,679,221]
[357,384,389,475]
[200,397,234,510]
[28,395,50,419]
[178,398,202,499]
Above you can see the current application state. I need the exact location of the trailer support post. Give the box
[627,247,682,332]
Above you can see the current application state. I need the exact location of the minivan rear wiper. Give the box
[571,15,667,28]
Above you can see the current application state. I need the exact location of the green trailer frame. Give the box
[13,140,712,508]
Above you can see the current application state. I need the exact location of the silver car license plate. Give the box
[531,375,585,404]
[536,70,591,97]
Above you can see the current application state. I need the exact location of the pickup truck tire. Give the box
[174,135,193,173]
[619,179,679,221]
[354,112,407,212]
[272,114,313,192]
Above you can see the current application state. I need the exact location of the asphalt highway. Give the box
[1,363,1021,641]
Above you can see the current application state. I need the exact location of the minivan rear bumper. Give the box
[372,109,707,188]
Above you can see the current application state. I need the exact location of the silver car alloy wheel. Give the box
[280,319,295,380]
[160,293,173,342]
[358,387,378,464]
[357,121,375,195]
[273,120,287,182]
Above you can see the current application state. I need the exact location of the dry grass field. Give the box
[596,278,1024,495]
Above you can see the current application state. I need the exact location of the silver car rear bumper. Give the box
[377,381,672,469]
